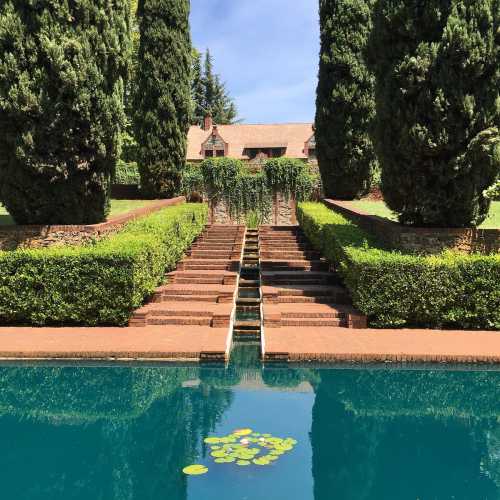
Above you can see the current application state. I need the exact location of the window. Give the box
[205,150,214,158]
[308,148,316,159]
[216,149,225,157]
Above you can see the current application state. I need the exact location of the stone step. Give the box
[260,260,329,271]
[159,295,219,303]
[182,263,233,270]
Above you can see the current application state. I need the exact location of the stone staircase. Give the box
[130,225,244,327]
[260,226,367,329]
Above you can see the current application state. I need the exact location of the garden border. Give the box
[323,199,500,254]
[0,197,186,250]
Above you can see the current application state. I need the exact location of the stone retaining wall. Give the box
[209,193,297,225]
[323,199,500,254]
[0,197,186,250]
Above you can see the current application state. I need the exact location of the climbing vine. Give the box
[181,158,320,220]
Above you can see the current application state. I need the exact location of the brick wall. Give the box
[323,199,500,254]
[0,197,186,251]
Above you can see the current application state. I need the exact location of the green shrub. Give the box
[368,0,500,227]
[315,0,377,199]
[0,203,207,326]
[0,0,130,224]
[115,160,141,185]
[297,202,500,329]
[133,0,191,198]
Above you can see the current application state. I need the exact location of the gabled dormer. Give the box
[201,125,228,158]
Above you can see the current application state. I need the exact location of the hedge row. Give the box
[0,203,207,326]
[297,203,500,330]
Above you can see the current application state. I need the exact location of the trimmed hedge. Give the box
[0,203,207,326]
[297,203,500,330]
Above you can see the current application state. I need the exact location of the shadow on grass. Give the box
[0,214,14,226]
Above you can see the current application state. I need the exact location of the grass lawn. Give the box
[350,200,500,229]
[0,199,160,226]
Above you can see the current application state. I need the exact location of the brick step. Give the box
[192,242,242,248]
[275,285,348,298]
[261,260,329,271]
[180,259,233,266]
[260,252,320,259]
[159,295,219,303]
[281,318,344,327]
[190,250,235,257]
[173,277,225,284]
[261,271,336,282]
[182,264,233,270]
[260,244,310,250]
[148,316,212,326]
[276,296,350,304]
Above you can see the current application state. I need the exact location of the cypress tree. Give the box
[0,0,130,224]
[369,0,500,227]
[191,49,205,126]
[315,0,377,200]
[134,0,191,198]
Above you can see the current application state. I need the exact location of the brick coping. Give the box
[0,324,498,364]
[263,327,500,364]
[0,197,186,234]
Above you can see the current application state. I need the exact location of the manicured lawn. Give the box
[350,200,500,229]
[0,200,159,226]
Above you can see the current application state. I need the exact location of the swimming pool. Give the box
[1,355,499,499]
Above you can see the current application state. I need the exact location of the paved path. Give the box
[263,327,500,363]
[0,325,230,362]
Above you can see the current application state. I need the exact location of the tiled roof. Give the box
[187,123,314,161]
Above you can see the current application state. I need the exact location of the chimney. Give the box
[203,114,213,131]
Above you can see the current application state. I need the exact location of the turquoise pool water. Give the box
[1,356,499,499]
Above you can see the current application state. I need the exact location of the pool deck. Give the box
[0,326,230,363]
[263,327,500,364]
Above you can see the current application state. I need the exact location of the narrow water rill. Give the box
[232,228,262,344]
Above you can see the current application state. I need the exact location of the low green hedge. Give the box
[0,203,207,326]
[297,202,500,330]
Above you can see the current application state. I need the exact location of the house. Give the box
[187,116,316,164]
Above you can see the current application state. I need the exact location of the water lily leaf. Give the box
[183,464,208,476]
[204,437,221,445]
[270,450,284,456]
[211,451,227,458]
[267,455,279,461]
[236,460,251,466]
[253,458,271,466]
[234,428,253,436]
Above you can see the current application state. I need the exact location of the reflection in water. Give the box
[0,364,498,500]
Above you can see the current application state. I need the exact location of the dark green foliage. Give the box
[115,160,140,185]
[134,0,191,198]
[297,203,500,329]
[368,0,500,227]
[191,158,317,220]
[315,0,377,200]
[0,203,207,326]
[0,0,130,224]
[191,49,238,126]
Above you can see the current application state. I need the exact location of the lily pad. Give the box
[236,460,251,466]
[204,437,221,445]
[211,450,227,458]
[234,428,253,436]
[253,458,271,466]
[183,464,208,476]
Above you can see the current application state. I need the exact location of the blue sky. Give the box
[190,0,320,124]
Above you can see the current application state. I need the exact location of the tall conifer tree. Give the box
[315,0,377,200]
[369,0,500,227]
[134,0,191,198]
[0,0,130,224]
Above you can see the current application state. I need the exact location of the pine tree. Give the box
[191,49,206,126]
[368,0,500,227]
[190,49,238,126]
[315,0,377,200]
[134,0,191,198]
[0,0,130,224]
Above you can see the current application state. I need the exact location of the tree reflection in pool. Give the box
[0,358,498,500]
